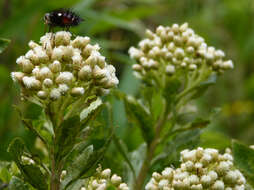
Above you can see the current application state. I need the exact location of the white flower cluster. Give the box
[11,31,118,101]
[146,147,246,190]
[81,167,129,190]
[129,23,233,81]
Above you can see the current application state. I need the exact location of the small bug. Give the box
[44,9,83,32]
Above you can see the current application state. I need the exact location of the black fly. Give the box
[44,9,83,32]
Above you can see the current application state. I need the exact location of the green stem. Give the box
[134,104,169,190]
[50,144,61,190]
[113,135,137,180]
[46,105,62,190]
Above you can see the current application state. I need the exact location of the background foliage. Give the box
[0,0,254,184]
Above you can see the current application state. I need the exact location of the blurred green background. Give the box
[0,0,254,162]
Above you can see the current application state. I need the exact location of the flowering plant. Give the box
[0,23,253,190]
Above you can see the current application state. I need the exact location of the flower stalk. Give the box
[11,31,119,190]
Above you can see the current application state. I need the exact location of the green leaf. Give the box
[0,167,11,182]
[163,77,181,99]
[190,74,217,99]
[65,179,85,190]
[123,95,154,144]
[142,86,165,121]
[62,139,111,190]
[126,143,147,186]
[106,185,117,190]
[190,118,210,129]
[20,165,47,190]
[232,140,254,187]
[8,138,48,190]
[8,176,29,190]
[200,131,231,150]
[55,116,81,163]
[175,112,198,126]
[152,129,200,169]
[8,138,24,163]
[23,103,42,120]
[80,98,103,121]
[0,38,10,54]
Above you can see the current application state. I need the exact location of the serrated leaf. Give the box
[232,140,254,187]
[62,139,111,190]
[0,38,10,54]
[8,138,48,190]
[61,145,93,189]
[123,96,154,144]
[80,98,103,121]
[55,116,81,163]
[20,165,47,190]
[8,176,29,190]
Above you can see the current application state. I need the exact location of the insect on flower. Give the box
[44,9,83,32]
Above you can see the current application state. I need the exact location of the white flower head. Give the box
[129,23,234,84]
[12,32,118,104]
[146,147,246,190]
[83,166,129,190]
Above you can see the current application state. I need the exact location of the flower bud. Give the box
[37,91,48,99]
[22,76,41,89]
[50,88,61,100]
[166,65,175,75]
[71,87,85,96]
[49,60,62,73]
[25,50,39,64]
[58,84,69,94]
[60,170,67,181]
[38,67,53,80]
[28,40,39,49]
[43,78,53,87]
[212,180,224,190]
[111,174,122,185]
[93,65,106,79]
[119,183,129,190]
[78,65,92,80]
[33,46,49,63]
[56,72,74,84]
[55,31,71,46]
[71,36,90,48]
[52,47,64,60]
[222,60,234,69]
[11,72,25,83]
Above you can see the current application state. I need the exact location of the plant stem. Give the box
[50,137,62,190]
[47,105,61,190]
[134,105,168,190]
